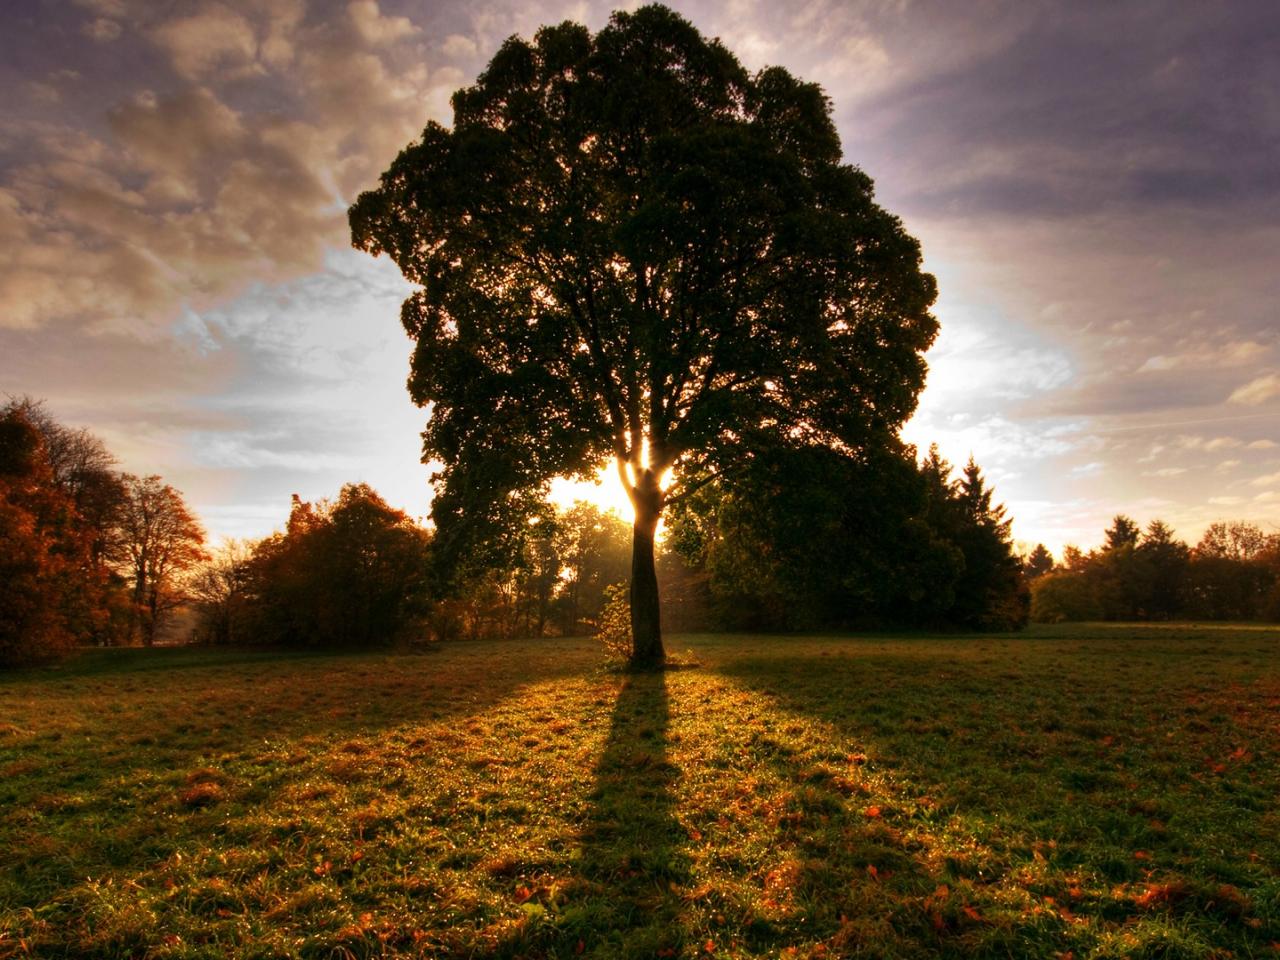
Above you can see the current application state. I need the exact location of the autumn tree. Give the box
[350,5,937,665]
[243,485,431,647]
[118,474,207,645]
[0,409,92,665]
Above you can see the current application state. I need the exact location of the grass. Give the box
[1,623,1277,958]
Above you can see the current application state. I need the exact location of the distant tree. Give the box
[245,485,430,647]
[941,456,1029,630]
[1023,543,1055,579]
[1133,520,1190,619]
[1196,521,1269,561]
[1185,521,1275,621]
[189,539,255,645]
[118,475,207,646]
[1030,571,1104,623]
[1104,515,1141,551]
[1061,545,1089,573]
[554,502,631,634]
[350,5,937,666]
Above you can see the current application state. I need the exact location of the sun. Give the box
[548,465,636,523]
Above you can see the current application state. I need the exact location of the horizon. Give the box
[3,0,1277,557]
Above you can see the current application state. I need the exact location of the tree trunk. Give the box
[629,472,664,668]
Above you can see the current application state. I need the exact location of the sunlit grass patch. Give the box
[0,624,1277,957]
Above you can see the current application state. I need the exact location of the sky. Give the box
[2,0,1278,556]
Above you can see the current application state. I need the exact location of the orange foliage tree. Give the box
[117,475,207,646]
[0,409,100,665]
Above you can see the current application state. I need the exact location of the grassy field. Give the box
[1,624,1278,959]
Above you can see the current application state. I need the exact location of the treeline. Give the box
[6,402,1031,666]
[1026,517,1280,623]
[1,399,207,665]
[191,491,636,648]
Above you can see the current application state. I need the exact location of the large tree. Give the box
[350,5,938,665]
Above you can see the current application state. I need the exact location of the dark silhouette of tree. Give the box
[350,5,937,666]
[1104,515,1141,551]
[1187,521,1276,620]
[189,539,255,645]
[1196,521,1271,561]
[118,474,207,646]
[1133,520,1190,619]
[939,456,1029,630]
[1024,543,1055,579]
[664,444,1027,631]
[243,485,430,647]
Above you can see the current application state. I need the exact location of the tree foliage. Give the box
[1023,544,1055,580]
[1030,518,1280,623]
[665,444,1028,631]
[0,402,133,665]
[118,474,207,646]
[0,410,88,665]
[350,4,937,664]
[236,485,431,648]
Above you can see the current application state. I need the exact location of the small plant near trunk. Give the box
[594,583,632,663]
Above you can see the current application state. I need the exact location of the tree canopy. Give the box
[350,5,937,664]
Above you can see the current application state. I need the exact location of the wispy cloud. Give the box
[1229,373,1280,405]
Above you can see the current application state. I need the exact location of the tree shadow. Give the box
[709,641,1280,955]
[566,669,690,957]
[0,638,589,934]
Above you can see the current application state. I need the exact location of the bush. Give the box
[595,583,631,663]
[1031,571,1104,623]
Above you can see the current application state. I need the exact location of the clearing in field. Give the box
[1,624,1278,958]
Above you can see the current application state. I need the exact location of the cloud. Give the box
[1251,471,1280,488]
[1138,339,1268,373]
[1145,467,1187,477]
[441,33,478,59]
[82,17,123,41]
[1229,372,1280,405]
[150,4,259,80]
[1204,436,1243,451]
[348,0,419,45]
[74,0,126,15]
[0,0,446,336]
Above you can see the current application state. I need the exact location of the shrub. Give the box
[595,583,632,663]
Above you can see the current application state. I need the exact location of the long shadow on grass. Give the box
[567,670,690,958]
[713,645,1280,957]
[0,638,589,936]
